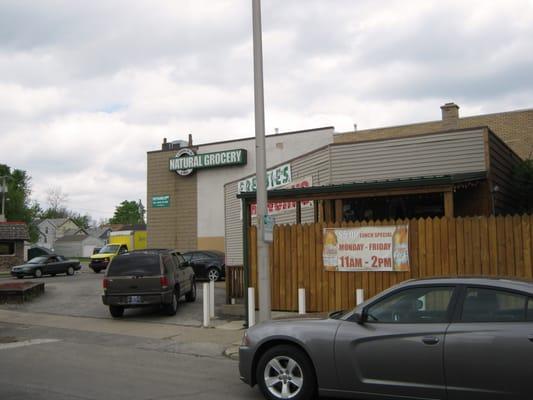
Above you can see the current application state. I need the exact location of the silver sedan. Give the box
[239,277,533,400]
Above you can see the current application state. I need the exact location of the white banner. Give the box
[323,225,410,272]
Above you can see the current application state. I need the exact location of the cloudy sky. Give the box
[1,0,532,222]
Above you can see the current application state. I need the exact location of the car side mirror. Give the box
[353,312,365,324]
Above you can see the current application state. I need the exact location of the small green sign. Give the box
[152,195,170,208]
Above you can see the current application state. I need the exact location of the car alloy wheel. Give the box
[207,267,220,282]
[257,345,316,400]
[264,356,303,399]
[66,266,74,276]
[34,269,43,278]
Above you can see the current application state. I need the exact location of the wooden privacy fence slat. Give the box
[242,214,533,313]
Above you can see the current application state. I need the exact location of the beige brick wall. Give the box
[334,108,533,160]
[147,150,198,252]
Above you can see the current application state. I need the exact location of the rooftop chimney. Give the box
[162,137,168,150]
[188,134,193,147]
[441,102,460,130]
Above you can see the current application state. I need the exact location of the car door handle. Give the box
[422,336,440,345]
[527,335,533,342]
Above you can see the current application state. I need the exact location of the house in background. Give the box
[54,234,104,258]
[0,222,29,270]
[86,226,112,244]
[36,218,85,250]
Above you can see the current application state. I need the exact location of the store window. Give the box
[0,241,15,255]
[342,193,444,222]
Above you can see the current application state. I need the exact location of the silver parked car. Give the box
[239,277,533,400]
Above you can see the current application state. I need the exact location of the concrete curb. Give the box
[223,345,240,360]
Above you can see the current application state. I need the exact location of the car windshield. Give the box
[99,245,120,254]
[28,256,48,264]
[107,254,161,277]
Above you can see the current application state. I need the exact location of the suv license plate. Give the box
[127,296,142,304]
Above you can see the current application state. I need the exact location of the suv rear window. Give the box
[107,254,161,277]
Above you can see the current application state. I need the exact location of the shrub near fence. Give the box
[245,215,533,313]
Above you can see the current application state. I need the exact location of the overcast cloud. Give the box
[0,0,532,221]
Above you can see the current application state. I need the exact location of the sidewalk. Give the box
[0,309,245,358]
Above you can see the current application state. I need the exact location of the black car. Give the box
[102,249,196,318]
[11,255,81,278]
[182,250,225,281]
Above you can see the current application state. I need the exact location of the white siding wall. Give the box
[197,128,334,240]
[329,130,486,184]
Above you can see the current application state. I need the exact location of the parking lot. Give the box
[0,264,229,326]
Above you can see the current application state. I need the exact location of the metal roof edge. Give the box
[237,172,487,200]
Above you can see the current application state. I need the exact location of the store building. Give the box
[146,127,335,252]
[224,126,522,266]
[147,103,530,260]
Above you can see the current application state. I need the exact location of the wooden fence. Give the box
[244,214,533,313]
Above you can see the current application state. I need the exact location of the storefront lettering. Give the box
[170,149,247,175]
[238,164,292,193]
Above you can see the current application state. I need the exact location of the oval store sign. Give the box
[169,148,247,176]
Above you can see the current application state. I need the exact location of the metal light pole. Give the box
[0,176,7,222]
[252,0,271,322]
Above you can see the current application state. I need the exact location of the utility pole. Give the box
[0,176,7,222]
[252,0,271,322]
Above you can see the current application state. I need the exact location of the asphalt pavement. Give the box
[0,321,261,400]
[0,265,259,399]
[0,264,232,326]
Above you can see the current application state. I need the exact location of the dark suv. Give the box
[101,249,196,318]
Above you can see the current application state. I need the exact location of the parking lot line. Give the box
[0,338,60,351]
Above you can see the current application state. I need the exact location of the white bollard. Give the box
[203,283,210,328]
[209,279,215,319]
[298,288,306,315]
[356,289,365,305]
[248,287,255,327]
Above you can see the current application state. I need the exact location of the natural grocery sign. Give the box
[170,148,247,176]
[323,226,410,272]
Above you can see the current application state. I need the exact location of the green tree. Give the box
[513,158,533,212]
[0,164,40,242]
[109,200,145,225]
[70,213,91,229]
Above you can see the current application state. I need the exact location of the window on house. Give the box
[0,241,15,255]
[45,227,49,234]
